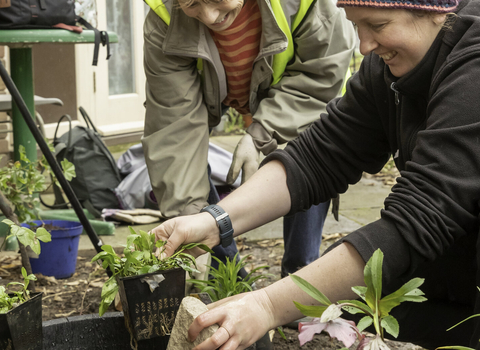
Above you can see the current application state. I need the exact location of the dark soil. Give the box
[1,235,422,350]
[0,168,420,349]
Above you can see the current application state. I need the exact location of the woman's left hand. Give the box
[189,289,275,350]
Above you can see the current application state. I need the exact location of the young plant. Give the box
[188,252,273,302]
[0,144,75,223]
[291,249,427,349]
[0,220,51,313]
[1,219,52,255]
[91,226,214,316]
[436,286,480,350]
[0,267,38,313]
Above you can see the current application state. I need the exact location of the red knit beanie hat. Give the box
[336,0,460,12]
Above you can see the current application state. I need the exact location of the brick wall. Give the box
[0,45,12,166]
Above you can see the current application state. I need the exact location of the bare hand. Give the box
[151,213,221,258]
[189,290,275,350]
[227,133,260,185]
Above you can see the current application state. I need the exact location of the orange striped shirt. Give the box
[210,0,262,116]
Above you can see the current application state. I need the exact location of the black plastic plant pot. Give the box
[117,268,186,342]
[0,292,43,350]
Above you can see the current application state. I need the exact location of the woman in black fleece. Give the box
[152,0,480,348]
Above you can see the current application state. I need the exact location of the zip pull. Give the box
[390,82,400,105]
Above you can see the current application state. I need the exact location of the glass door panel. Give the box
[106,0,135,95]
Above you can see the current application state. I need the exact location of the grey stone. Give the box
[166,296,219,350]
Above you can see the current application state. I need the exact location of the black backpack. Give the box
[52,107,122,217]
[0,0,110,66]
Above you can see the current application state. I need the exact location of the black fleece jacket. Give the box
[264,0,480,341]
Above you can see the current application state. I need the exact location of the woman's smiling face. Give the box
[345,7,446,77]
[179,0,245,31]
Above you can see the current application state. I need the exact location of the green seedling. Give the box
[292,249,427,348]
[1,219,51,255]
[0,267,38,313]
[91,226,214,316]
[188,252,273,302]
[0,144,75,223]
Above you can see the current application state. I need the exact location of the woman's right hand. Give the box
[189,289,276,350]
[151,212,221,258]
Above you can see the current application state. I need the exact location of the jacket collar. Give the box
[383,31,444,100]
[163,0,288,59]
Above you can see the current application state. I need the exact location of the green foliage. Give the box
[187,253,273,302]
[1,219,51,255]
[0,267,37,313]
[291,249,426,341]
[224,108,245,134]
[91,226,214,316]
[0,144,75,223]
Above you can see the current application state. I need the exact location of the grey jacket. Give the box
[142,0,356,217]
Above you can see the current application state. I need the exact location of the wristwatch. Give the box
[200,204,234,248]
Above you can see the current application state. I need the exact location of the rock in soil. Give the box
[167,296,218,350]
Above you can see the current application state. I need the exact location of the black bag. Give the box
[52,107,122,217]
[0,0,76,29]
[0,0,110,66]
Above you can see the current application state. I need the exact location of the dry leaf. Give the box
[0,268,11,276]
[256,240,271,247]
[55,310,77,318]
[64,281,80,286]
[1,263,21,269]
[36,274,58,285]
[90,280,104,288]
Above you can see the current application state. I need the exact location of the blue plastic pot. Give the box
[23,220,83,279]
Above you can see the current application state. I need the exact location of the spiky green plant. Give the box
[188,252,273,302]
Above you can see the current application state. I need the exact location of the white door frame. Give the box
[74,0,147,137]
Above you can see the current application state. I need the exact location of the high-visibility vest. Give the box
[144,0,315,85]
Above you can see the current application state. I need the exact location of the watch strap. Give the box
[200,204,234,248]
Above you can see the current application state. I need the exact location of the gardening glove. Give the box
[227,133,260,185]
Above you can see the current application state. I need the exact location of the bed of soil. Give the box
[0,168,423,349]
[0,234,423,350]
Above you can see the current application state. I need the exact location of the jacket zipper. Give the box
[390,82,400,105]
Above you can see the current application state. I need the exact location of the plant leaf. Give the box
[61,159,76,181]
[290,274,331,306]
[381,315,399,338]
[379,278,425,316]
[339,300,372,315]
[35,227,52,243]
[363,249,384,312]
[356,316,373,333]
[293,301,328,318]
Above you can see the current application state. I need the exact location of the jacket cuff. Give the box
[325,219,412,289]
[247,122,278,155]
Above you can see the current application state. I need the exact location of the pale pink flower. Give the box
[298,305,361,347]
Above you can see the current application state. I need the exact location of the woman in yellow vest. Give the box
[143,0,355,278]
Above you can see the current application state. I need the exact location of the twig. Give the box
[79,280,91,315]
[42,290,77,301]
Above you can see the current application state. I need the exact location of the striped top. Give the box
[210,0,262,116]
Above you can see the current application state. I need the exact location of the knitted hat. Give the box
[336,0,460,12]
